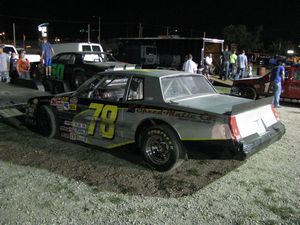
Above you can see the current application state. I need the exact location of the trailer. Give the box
[108,36,224,71]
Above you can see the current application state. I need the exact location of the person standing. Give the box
[10,51,18,83]
[272,61,285,108]
[205,53,213,75]
[41,38,55,78]
[236,50,248,79]
[182,53,197,73]
[0,45,10,83]
[221,46,230,80]
[16,50,31,80]
[229,50,237,79]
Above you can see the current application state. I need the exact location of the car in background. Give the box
[231,65,300,102]
[26,70,285,171]
[52,42,104,55]
[35,51,136,93]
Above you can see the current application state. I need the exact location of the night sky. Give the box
[0,0,299,44]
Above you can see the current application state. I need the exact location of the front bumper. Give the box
[235,121,286,159]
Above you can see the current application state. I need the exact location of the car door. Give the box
[282,67,300,99]
[68,74,132,149]
[52,53,75,81]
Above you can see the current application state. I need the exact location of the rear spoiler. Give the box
[231,97,273,115]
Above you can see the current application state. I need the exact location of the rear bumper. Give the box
[235,121,286,159]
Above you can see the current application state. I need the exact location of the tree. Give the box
[223,25,263,52]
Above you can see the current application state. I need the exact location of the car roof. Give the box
[96,69,193,78]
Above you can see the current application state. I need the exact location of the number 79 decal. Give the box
[88,103,118,139]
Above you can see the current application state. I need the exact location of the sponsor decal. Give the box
[72,122,87,129]
[69,104,77,111]
[74,128,87,135]
[63,102,69,110]
[64,120,73,126]
[59,126,73,132]
[136,107,216,122]
[76,135,87,143]
[70,97,78,104]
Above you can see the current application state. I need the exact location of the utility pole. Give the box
[98,17,101,43]
[166,26,169,36]
[138,23,143,38]
[12,23,16,46]
[88,24,90,43]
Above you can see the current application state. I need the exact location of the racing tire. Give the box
[37,105,58,138]
[242,86,257,100]
[141,124,185,172]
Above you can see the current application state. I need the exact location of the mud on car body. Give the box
[26,69,285,171]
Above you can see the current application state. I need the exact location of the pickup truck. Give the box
[2,44,41,63]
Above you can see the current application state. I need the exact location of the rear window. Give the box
[82,45,91,51]
[92,45,101,51]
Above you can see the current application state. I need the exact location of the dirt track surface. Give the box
[0,104,299,224]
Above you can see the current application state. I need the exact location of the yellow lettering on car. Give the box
[87,103,118,139]
[100,105,118,139]
[88,103,104,135]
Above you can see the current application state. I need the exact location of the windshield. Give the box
[161,75,216,101]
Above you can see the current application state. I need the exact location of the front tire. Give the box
[141,125,185,172]
[37,105,58,138]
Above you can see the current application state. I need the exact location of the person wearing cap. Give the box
[0,45,10,83]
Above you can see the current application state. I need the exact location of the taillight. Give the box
[271,105,279,121]
[229,116,241,140]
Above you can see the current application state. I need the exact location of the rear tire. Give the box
[141,124,185,172]
[37,105,58,138]
[243,86,257,100]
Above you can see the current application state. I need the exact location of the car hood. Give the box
[173,94,252,114]
[87,61,136,70]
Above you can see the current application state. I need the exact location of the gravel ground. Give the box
[0,104,299,225]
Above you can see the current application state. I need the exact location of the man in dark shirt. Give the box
[221,45,231,80]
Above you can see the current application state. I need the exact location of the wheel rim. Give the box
[145,132,173,165]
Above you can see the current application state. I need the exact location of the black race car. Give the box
[36,51,136,93]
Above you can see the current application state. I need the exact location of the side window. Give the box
[127,77,144,101]
[58,54,72,64]
[91,75,128,102]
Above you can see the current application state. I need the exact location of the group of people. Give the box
[0,38,55,83]
[221,46,253,81]
[0,46,31,83]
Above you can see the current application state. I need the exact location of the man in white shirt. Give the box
[182,54,197,73]
[205,53,213,75]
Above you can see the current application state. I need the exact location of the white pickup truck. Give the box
[2,44,41,63]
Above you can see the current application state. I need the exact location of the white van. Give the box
[52,42,104,55]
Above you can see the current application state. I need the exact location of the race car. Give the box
[231,65,300,102]
[34,51,136,93]
[26,69,285,171]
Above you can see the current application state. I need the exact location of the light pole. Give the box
[98,16,101,43]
